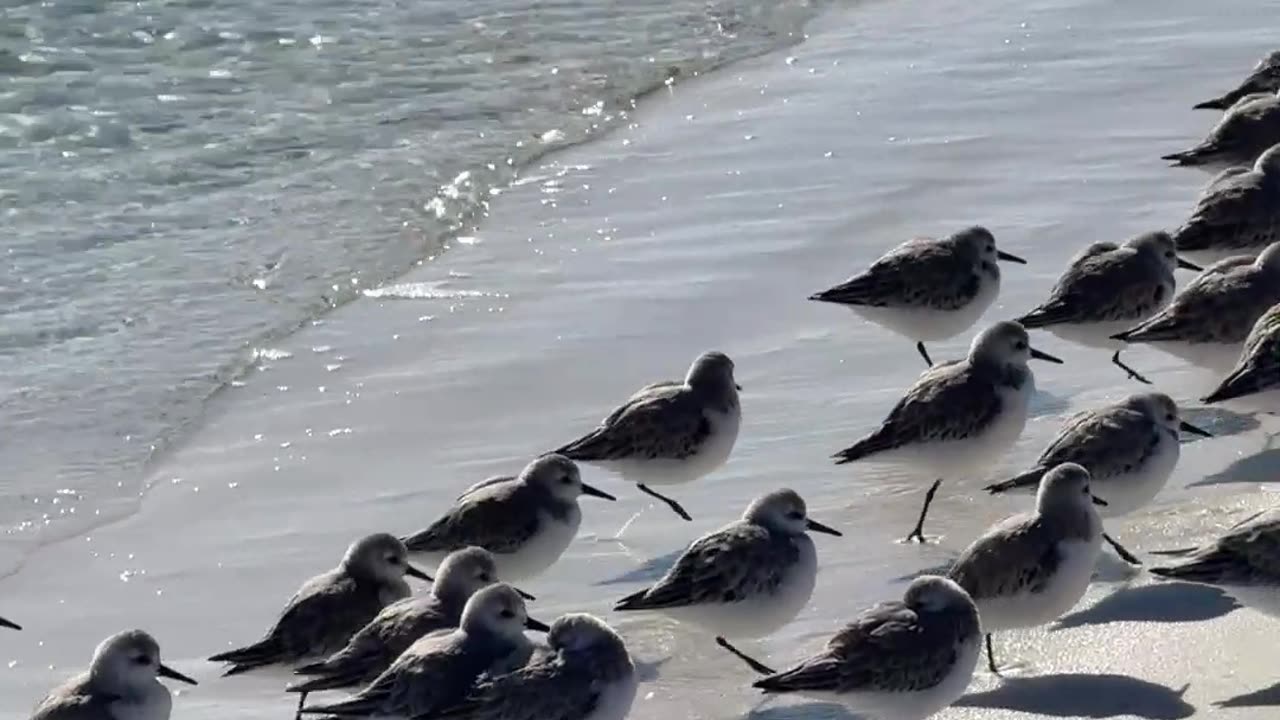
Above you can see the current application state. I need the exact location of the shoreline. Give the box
[3,0,1280,717]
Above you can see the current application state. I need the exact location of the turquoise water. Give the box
[0,0,820,538]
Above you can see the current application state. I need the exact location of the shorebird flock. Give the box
[13,49,1280,720]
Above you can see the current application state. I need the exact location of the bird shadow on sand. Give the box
[593,547,687,586]
[1188,445,1280,488]
[955,673,1194,719]
[1217,680,1280,708]
[1180,405,1261,441]
[1053,582,1240,630]
[745,701,859,720]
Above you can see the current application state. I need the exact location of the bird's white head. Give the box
[1126,230,1196,274]
[1035,463,1100,515]
[1255,242,1280,273]
[1254,142,1280,174]
[954,225,1024,277]
[743,488,842,538]
[903,575,975,613]
[969,321,1062,368]
[522,454,615,503]
[435,546,500,601]
[90,629,196,697]
[1123,392,1211,439]
[344,533,430,585]
[547,613,625,655]
[685,350,740,396]
[460,583,546,639]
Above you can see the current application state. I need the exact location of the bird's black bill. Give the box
[1176,257,1203,271]
[1179,420,1213,438]
[158,663,199,685]
[996,250,1027,264]
[0,616,20,631]
[525,616,551,632]
[806,518,843,537]
[514,586,537,602]
[405,564,433,582]
[1091,495,1109,507]
[580,483,617,501]
[1029,347,1064,364]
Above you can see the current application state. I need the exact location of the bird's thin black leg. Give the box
[905,479,942,543]
[986,634,1000,675]
[716,636,776,675]
[1103,532,1142,565]
[295,691,307,720]
[637,484,693,521]
[1111,351,1152,385]
[917,341,934,367]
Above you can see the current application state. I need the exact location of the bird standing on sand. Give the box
[809,226,1026,367]
[401,454,615,580]
[1203,302,1280,408]
[414,614,637,720]
[1164,90,1280,168]
[1151,507,1280,617]
[1111,241,1280,373]
[613,489,840,666]
[723,575,980,720]
[950,463,1104,673]
[209,533,430,677]
[1016,231,1201,384]
[1172,143,1280,264]
[299,584,547,719]
[984,393,1211,564]
[832,321,1062,542]
[32,630,197,720]
[288,547,533,701]
[1194,50,1280,111]
[553,351,741,522]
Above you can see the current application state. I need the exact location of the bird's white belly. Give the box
[662,540,817,639]
[977,537,1101,632]
[603,406,740,487]
[1094,435,1179,518]
[834,633,981,720]
[849,276,998,343]
[586,674,639,720]
[874,381,1032,479]
[109,688,172,720]
[1221,585,1280,618]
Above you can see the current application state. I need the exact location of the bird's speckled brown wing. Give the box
[615,523,796,609]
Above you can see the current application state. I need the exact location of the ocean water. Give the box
[4,0,1280,717]
[0,0,820,544]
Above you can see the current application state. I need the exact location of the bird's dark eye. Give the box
[1166,252,1175,259]
[499,609,515,619]
[1014,341,1027,350]
[1166,414,1175,422]
[387,556,401,565]
[560,475,572,485]
[134,655,151,665]
[786,511,803,520]
[479,573,492,582]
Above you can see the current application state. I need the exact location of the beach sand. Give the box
[4,0,1280,717]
